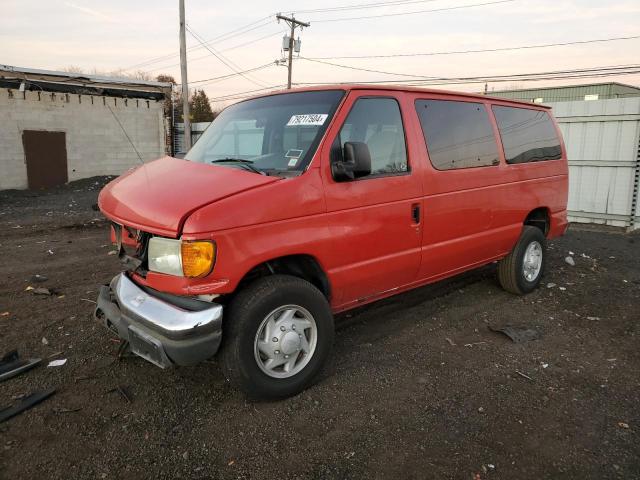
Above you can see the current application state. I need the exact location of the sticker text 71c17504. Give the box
[286,114,328,126]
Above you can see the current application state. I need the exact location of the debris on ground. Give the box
[30,274,48,283]
[53,407,83,414]
[107,385,133,403]
[547,282,557,288]
[489,325,541,343]
[0,351,42,382]
[618,422,630,429]
[565,256,576,266]
[0,388,57,423]
[515,370,534,381]
[47,359,67,367]
[33,287,52,296]
[464,342,487,347]
[41,337,49,345]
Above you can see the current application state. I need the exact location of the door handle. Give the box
[411,203,421,225]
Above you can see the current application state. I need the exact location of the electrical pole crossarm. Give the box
[276,14,310,28]
[276,14,309,89]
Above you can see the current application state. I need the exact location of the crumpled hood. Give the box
[98,156,279,237]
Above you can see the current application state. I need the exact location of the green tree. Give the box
[189,89,215,122]
[156,74,177,117]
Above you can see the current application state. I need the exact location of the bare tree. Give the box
[60,65,85,74]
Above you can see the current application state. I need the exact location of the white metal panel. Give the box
[549,97,640,230]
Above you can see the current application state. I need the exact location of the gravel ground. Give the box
[0,178,639,480]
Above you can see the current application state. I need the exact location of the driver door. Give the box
[320,91,423,308]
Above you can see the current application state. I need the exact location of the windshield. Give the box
[185,90,345,175]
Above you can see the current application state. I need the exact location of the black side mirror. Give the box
[331,141,372,182]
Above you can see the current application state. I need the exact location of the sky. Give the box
[1,0,639,107]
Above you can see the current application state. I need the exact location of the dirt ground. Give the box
[1,178,639,480]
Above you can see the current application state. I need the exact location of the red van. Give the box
[95,85,568,398]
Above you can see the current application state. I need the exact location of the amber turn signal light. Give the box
[180,241,215,278]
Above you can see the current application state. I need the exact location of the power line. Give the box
[301,57,640,82]
[198,65,640,106]
[144,31,282,75]
[310,0,517,22]
[107,105,144,164]
[292,63,640,86]
[306,34,640,60]
[206,85,286,103]
[186,25,269,88]
[189,62,276,86]
[293,0,440,14]
[123,15,276,71]
[304,57,436,79]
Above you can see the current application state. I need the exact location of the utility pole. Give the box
[276,14,309,89]
[179,0,191,151]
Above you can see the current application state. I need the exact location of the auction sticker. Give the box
[285,149,304,167]
[287,114,328,126]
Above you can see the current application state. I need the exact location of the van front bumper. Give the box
[94,273,223,368]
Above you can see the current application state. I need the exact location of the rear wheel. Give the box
[220,275,334,399]
[497,226,546,295]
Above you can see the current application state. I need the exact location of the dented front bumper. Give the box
[94,273,223,368]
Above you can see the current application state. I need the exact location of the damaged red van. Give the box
[95,85,568,398]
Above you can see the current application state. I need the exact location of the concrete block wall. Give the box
[0,88,166,190]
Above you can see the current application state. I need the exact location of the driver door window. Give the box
[336,98,408,177]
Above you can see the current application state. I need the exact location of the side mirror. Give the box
[331,141,372,182]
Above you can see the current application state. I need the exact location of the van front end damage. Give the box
[94,273,223,368]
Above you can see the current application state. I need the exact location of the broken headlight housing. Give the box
[148,238,215,278]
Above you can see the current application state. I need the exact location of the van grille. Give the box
[112,222,150,275]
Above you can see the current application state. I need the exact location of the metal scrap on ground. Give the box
[489,325,541,343]
[0,388,57,423]
[0,350,42,383]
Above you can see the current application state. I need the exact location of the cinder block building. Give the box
[0,65,172,190]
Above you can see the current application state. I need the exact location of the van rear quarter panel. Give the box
[406,92,568,280]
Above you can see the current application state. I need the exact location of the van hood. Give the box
[98,156,279,237]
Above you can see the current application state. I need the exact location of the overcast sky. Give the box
[2,0,639,106]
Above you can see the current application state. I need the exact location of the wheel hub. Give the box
[279,331,301,355]
[523,241,543,282]
[254,305,318,379]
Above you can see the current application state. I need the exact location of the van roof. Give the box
[251,84,551,109]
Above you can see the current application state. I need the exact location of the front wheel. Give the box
[220,275,334,399]
[497,226,546,295]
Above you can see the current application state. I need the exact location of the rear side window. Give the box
[492,106,562,164]
[338,97,408,176]
[415,99,499,170]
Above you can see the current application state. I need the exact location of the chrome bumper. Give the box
[94,273,223,368]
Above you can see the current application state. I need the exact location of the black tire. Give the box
[220,274,334,400]
[497,226,546,295]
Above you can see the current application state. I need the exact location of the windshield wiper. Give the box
[210,158,264,175]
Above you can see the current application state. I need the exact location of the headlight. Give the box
[148,238,215,278]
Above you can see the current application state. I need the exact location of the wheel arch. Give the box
[237,254,332,300]
[523,207,550,236]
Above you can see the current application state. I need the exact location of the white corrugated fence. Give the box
[548,98,640,230]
